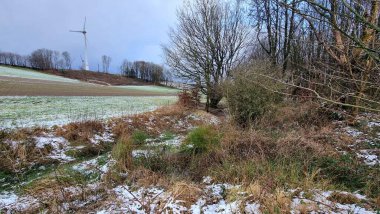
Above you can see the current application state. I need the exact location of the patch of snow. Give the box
[72,156,113,175]
[367,121,380,128]
[132,150,151,158]
[159,136,184,147]
[34,135,67,149]
[291,190,375,214]
[202,176,213,184]
[343,127,363,137]
[0,191,38,212]
[34,134,74,162]
[90,132,114,144]
[356,150,379,166]
[245,203,261,213]
[3,140,18,149]
[0,192,18,207]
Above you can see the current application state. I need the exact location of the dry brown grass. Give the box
[128,167,170,188]
[0,138,57,173]
[295,202,320,213]
[170,181,203,208]
[327,192,360,204]
[56,120,104,143]
[111,104,204,138]
[259,101,330,130]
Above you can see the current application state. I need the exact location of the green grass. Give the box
[131,130,150,145]
[161,131,175,141]
[181,126,221,155]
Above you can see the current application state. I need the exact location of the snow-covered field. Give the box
[0,96,177,129]
[0,66,79,83]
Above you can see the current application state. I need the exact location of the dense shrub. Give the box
[224,68,282,127]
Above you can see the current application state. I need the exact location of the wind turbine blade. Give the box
[70,30,83,33]
[83,16,87,31]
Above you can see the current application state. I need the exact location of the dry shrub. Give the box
[327,192,360,204]
[170,181,202,208]
[177,88,200,109]
[56,120,104,142]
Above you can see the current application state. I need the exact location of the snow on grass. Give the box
[290,190,375,214]
[72,155,115,176]
[356,150,379,166]
[343,126,363,137]
[97,181,260,214]
[90,132,114,144]
[115,85,180,94]
[0,96,177,129]
[0,191,38,212]
[34,134,75,162]
[0,66,80,83]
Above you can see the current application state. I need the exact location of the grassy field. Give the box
[0,66,179,96]
[0,96,177,129]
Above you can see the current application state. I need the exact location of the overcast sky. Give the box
[0,0,183,72]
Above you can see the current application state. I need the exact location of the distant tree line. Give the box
[120,60,172,84]
[0,49,72,70]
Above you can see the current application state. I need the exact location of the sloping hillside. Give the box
[39,68,150,86]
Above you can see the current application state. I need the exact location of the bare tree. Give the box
[248,0,380,117]
[163,0,250,110]
[62,51,72,69]
[29,49,54,70]
[102,55,112,73]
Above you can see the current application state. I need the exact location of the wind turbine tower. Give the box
[70,17,89,71]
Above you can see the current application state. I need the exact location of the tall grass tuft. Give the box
[112,135,133,172]
[181,126,221,155]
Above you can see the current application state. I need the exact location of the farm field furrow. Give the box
[0,96,177,129]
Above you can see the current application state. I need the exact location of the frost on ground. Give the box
[0,66,80,83]
[0,96,176,129]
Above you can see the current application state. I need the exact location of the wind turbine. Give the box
[70,17,89,71]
